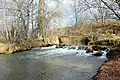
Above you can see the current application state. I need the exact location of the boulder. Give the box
[92,45,108,51]
[101,47,107,51]
[68,46,76,50]
[77,46,86,50]
[77,46,82,50]
[86,47,93,53]
[92,45,101,51]
[93,51,103,56]
[56,44,66,48]
[106,47,120,58]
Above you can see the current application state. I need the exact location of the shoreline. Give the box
[0,43,52,54]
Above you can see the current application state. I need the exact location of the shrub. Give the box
[80,37,90,45]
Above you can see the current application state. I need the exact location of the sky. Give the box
[0,0,72,30]
[46,0,97,28]
[46,0,76,28]
[0,0,99,30]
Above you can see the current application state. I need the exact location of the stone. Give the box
[106,47,120,58]
[56,44,66,48]
[93,51,103,56]
[92,45,101,51]
[86,47,93,53]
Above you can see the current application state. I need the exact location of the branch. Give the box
[101,0,120,20]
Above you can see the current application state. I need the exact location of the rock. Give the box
[106,47,120,58]
[77,46,86,50]
[100,47,107,51]
[84,47,88,50]
[45,44,53,47]
[93,51,103,56]
[104,48,110,52]
[77,46,82,50]
[86,47,93,53]
[92,45,108,51]
[56,44,66,48]
[92,45,101,51]
[68,46,76,50]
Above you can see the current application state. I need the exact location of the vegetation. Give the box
[80,37,90,45]
[0,0,120,80]
[0,0,119,51]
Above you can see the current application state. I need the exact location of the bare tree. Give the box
[100,0,120,20]
[38,0,62,38]
[0,0,36,43]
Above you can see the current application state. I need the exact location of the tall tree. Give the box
[38,0,45,38]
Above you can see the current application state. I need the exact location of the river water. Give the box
[0,46,107,80]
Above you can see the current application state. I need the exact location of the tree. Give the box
[100,0,120,20]
[0,0,36,43]
[38,0,62,38]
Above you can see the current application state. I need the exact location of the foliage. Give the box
[70,36,83,44]
[80,37,90,45]
[90,38,120,46]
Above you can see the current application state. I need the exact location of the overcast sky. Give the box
[0,0,99,29]
[46,0,76,28]
[46,0,97,28]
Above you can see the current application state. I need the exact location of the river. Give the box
[0,46,107,80]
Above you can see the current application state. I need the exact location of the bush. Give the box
[90,38,120,46]
[80,37,90,45]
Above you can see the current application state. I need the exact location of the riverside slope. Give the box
[93,47,120,80]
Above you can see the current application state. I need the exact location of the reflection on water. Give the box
[0,48,107,80]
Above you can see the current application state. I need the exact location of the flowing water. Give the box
[0,46,107,80]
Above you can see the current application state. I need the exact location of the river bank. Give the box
[0,43,36,54]
[0,36,60,54]
[93,47,120,80]
[0,40,45,54]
